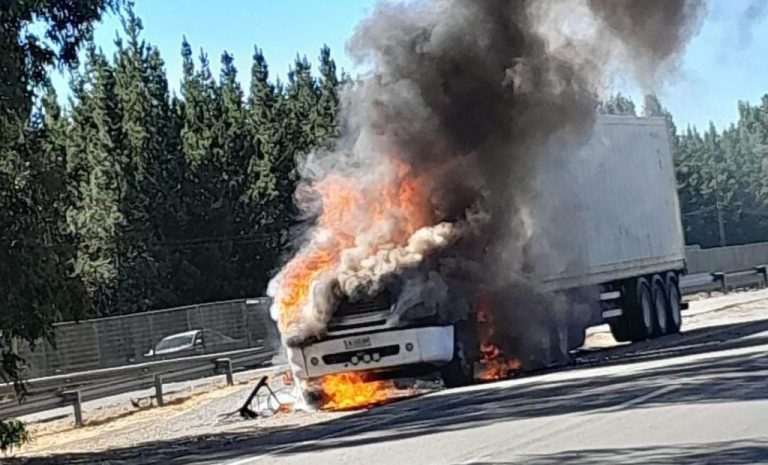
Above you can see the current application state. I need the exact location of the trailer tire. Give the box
[441,320,478,388]
[666,272,682,334]
[651,276,670,336]
[626,277,654,342]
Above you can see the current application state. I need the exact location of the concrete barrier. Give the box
[686,242,768,274]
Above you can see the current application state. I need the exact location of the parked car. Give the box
[145,329,243,359]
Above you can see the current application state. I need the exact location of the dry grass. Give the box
[18,380,241,455]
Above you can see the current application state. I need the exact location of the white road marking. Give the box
[746,351,768,361]
[613,384,677,410]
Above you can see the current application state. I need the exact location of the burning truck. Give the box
[266,0,705,409]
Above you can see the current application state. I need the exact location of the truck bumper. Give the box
[288,326,455,379]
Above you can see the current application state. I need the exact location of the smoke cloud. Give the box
[587,0,705,75]
[737,0,767,48]
[268,0,706,363]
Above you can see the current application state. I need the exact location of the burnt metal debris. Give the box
[222,375,284,420]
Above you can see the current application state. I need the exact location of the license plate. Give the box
[343,336,372,350]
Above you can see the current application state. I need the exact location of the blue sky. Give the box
[51,0,768,131]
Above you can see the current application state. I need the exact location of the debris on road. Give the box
[220,375,292,420]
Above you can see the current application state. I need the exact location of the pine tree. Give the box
[113,6,165,313]
[35,85,88,321]
[178,42,243,303]
[643,93,664,117]
[215,50,261,297]
[643,94,678,146]
[66,44,124,314]
[148,49,187,308]
[276,54,319,234]
[247,46,280,215]
[246,46,287,289]
[0,2,113,410]
[285,55,319,152]
[599,92,637,116]
[676,127,715,246]
[1,84,89,385]
[314,45,340,146]
[218,51,250,201]
[178,40,218,302]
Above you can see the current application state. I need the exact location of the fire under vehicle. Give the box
[287,115,686,388]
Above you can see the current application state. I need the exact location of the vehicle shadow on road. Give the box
[7,319,768,465]
[464,439,768,464]
[574,317,768,366]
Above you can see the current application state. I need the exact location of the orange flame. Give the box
[319,372,392,411]
[478,343,521,380]
[276,249,336,332]
[475,294,521,381]
[274,161,433,334]
[272,160,435,408]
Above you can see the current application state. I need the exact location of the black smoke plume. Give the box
[269,0,706,364]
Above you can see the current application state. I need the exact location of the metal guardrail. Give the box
[680,265,768,295]
[0,345,276,423]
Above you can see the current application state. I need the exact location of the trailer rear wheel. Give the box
[666,273,682,334]
[651,276,669,336]
[626,277,654,342]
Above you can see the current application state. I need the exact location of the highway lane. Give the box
[223,335,768,465]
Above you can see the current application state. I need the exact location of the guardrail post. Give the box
[711,272,728,293]
[154,374,164,406]
[61,390,83,427]
[214,358,234,386]
[756,265,768,288]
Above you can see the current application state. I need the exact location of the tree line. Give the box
[10,8,340,321]
[4,0,768,382]
[602,92,768,249]
[0,0,339,412]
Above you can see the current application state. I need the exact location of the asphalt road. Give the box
[13,310,768,465]
[222,337,768,465]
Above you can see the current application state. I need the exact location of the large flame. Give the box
[272,160,436,407]
[274,161,432,334]
[475,295,521,381]
[319,372,393,410]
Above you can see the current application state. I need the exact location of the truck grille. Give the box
[322,345,400,365]
[334,291,393,317]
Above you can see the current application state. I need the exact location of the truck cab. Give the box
[287,289,474,387]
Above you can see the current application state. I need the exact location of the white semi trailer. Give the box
[288,115,687,386]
